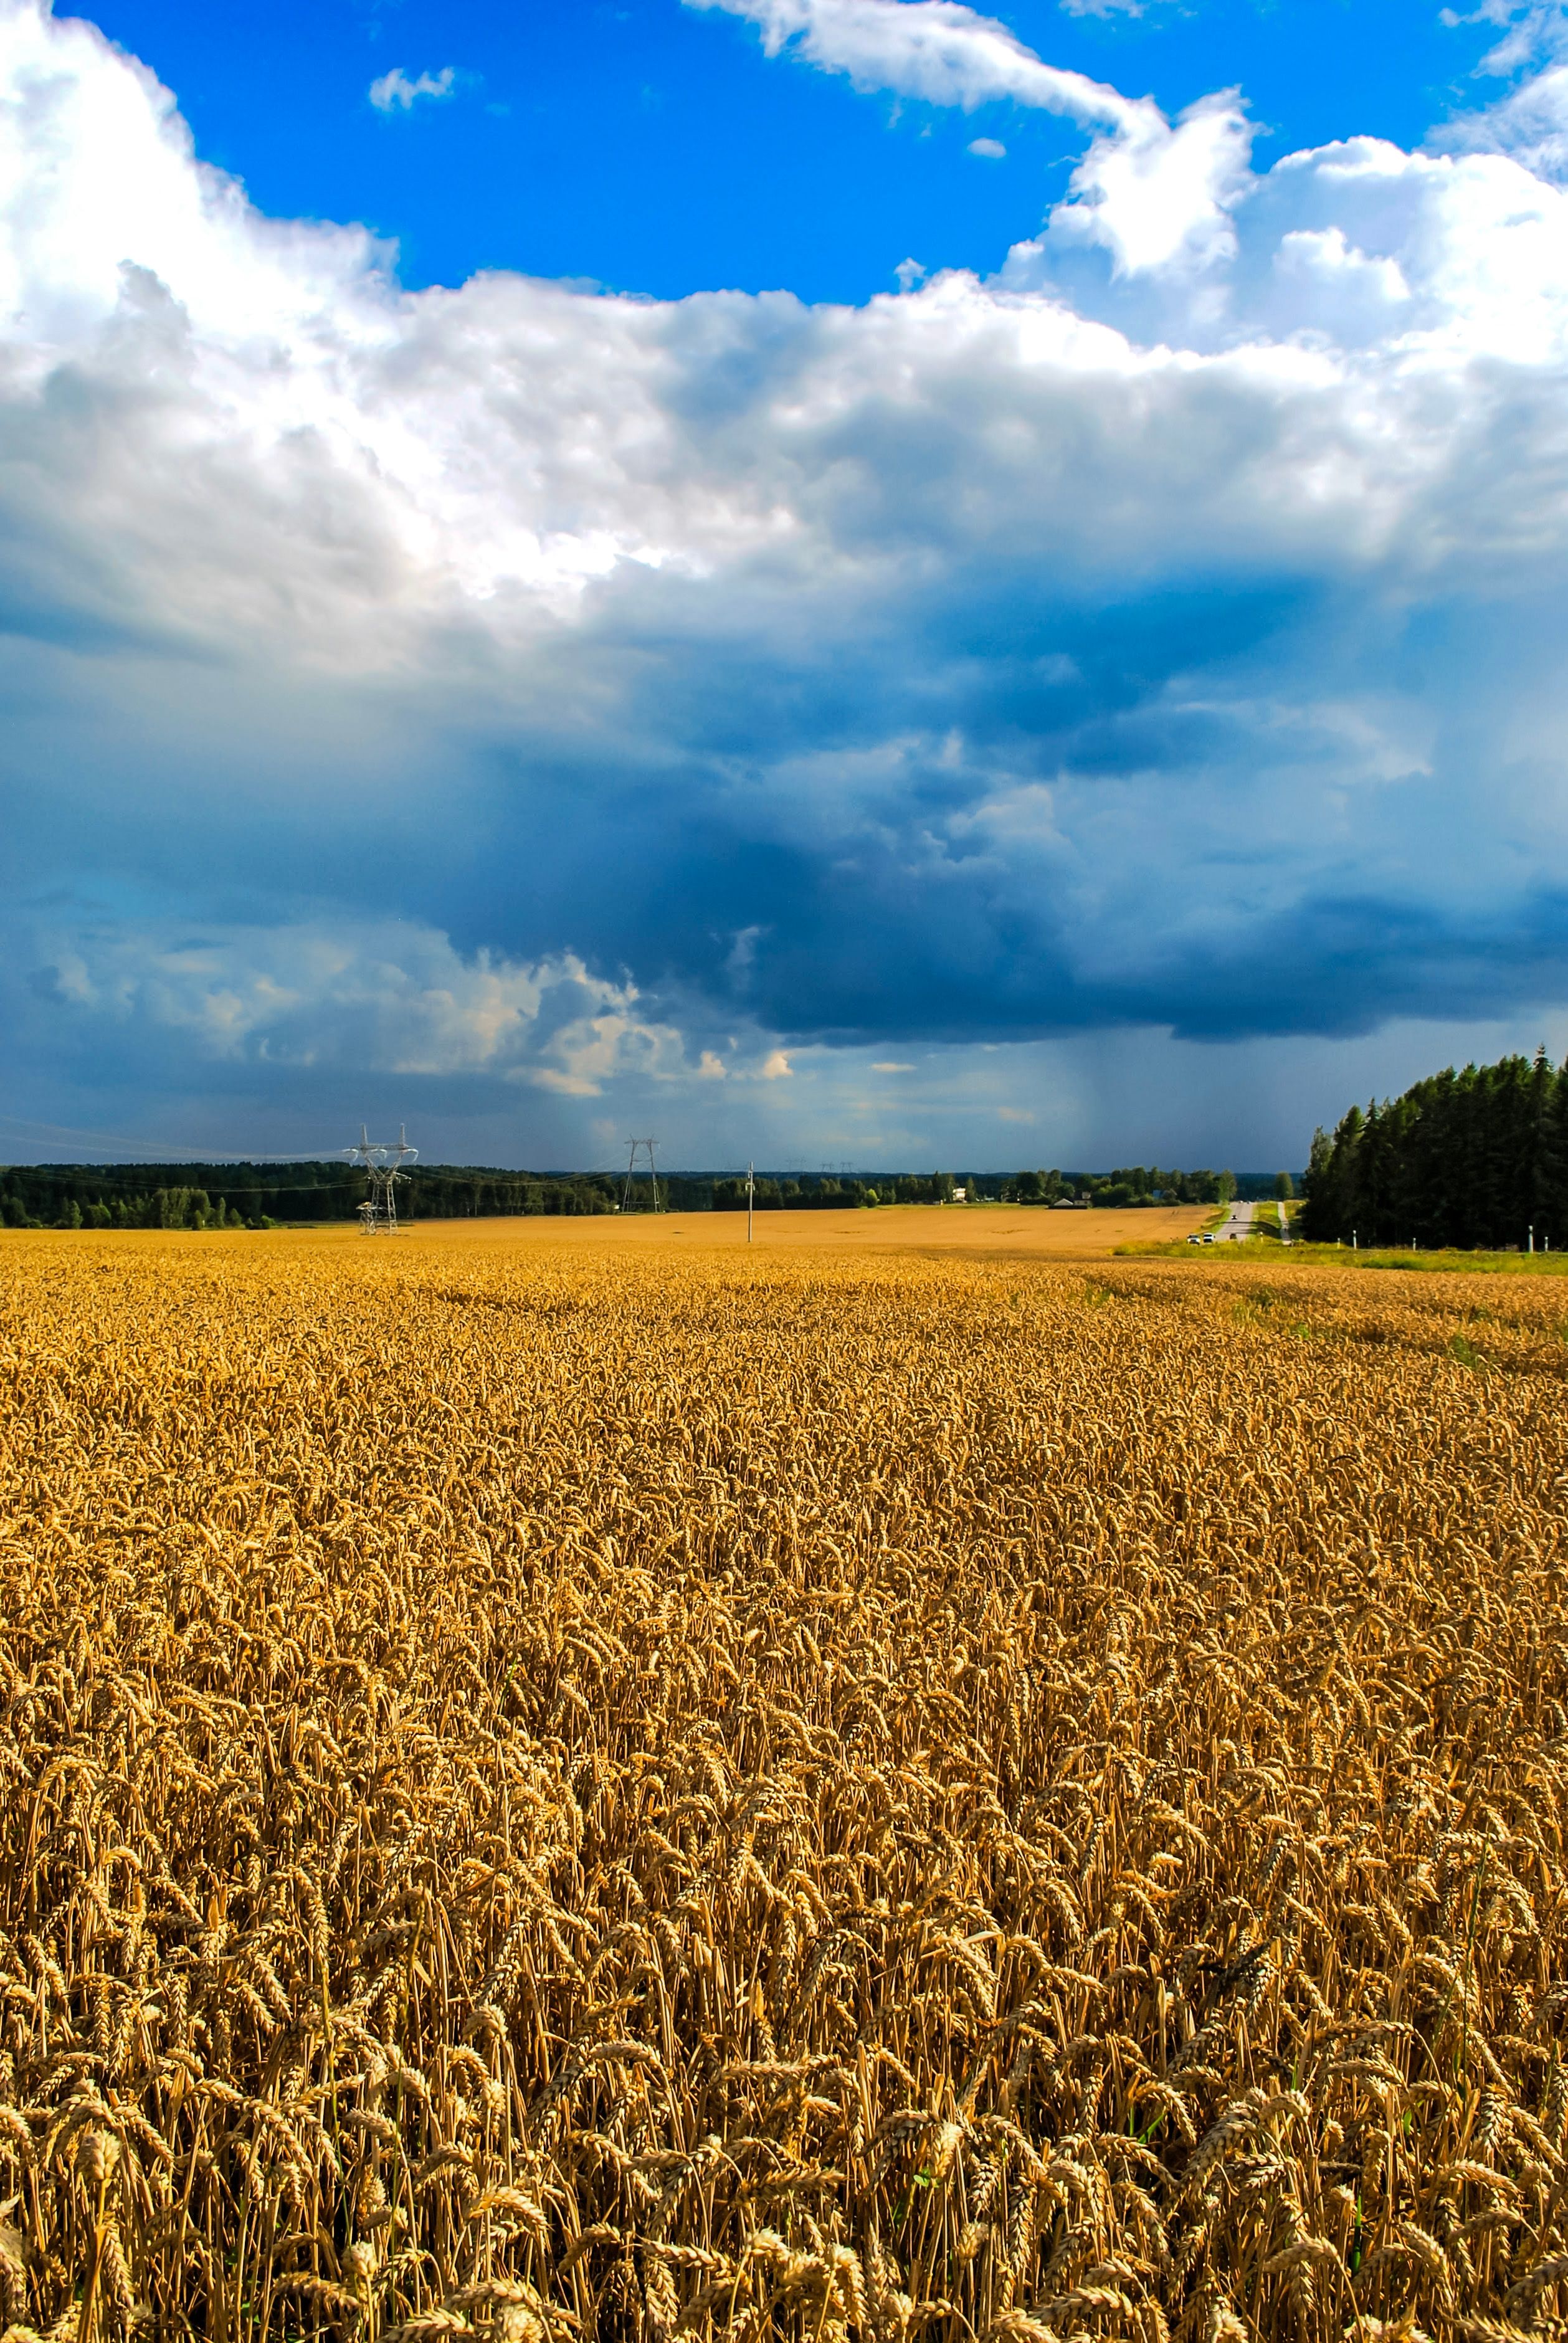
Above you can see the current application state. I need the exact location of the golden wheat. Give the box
[2,1229,1567,2343]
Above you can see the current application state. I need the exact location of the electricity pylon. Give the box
[622,1137,662,1214]
[345,1124,417,1233]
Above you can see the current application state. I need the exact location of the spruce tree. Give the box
[1540,1057,1568,1250]
[1306,1050,1568,1248]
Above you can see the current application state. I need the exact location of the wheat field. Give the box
[2,1227,1567,2343]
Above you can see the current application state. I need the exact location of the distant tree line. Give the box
[0,1184,256,1232]
[709,1173,966,1211]
[1301,1050,1568,1249]
[997,1166,1239,1208]
[710,1169,1265,1211]
[0,1162,624,1230]
[1,1158,1290,1230]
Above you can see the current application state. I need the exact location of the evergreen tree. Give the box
[1539,1057,1568,1250]
[1300,1128,1333,1238]
[1529,1047,1557,1245]
[1298,1053,1568,1248]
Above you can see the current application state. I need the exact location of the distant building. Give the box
[953,1186,967,1202]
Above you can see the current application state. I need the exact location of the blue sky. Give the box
[76,0,1517,303]
[4,0,1568,1171]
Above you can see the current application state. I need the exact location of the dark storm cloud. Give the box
[6,0,1568,1152]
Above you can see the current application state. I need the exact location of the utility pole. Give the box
[746,1161,755,1244]
[622,1138,662,1214]
[1529,1224,1535,1254]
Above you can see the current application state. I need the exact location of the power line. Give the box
[0,1113,346,1163]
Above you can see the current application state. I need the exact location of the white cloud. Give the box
[872,1060,915,1070]
[17,0,1543,668]
[1453,2,1568,80]
[1443,59,1568,179]
[685,0,1135,125]
[369,65,458,114]
[8,0,1568,1147]
[1428,5,1568,179]
[685,0,1252,274]
[26,917,694,1097]
[1060,91,1253,275]
[967,135,1005,157]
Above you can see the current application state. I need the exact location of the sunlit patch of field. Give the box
[2,1229,1567,2343]
[279,1202,1212,1258]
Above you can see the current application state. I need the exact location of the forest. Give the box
[0,1161,1262,1230]
[1301,1048,1568,1248]
[0,1162,622,1230]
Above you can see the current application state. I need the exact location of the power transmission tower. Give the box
[622,1137,663,1214]
[746,1160,755,1243]
[345,1124,417,1233]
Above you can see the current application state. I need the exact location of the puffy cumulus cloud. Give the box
[1059,90,1252,276]
[6,0,1568,1156]
[10,898,829,1124]
[20,919,696,1096]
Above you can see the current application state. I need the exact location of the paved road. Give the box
[1215,1199,1256,1243]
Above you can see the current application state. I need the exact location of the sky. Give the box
[5,0,1568,1172]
